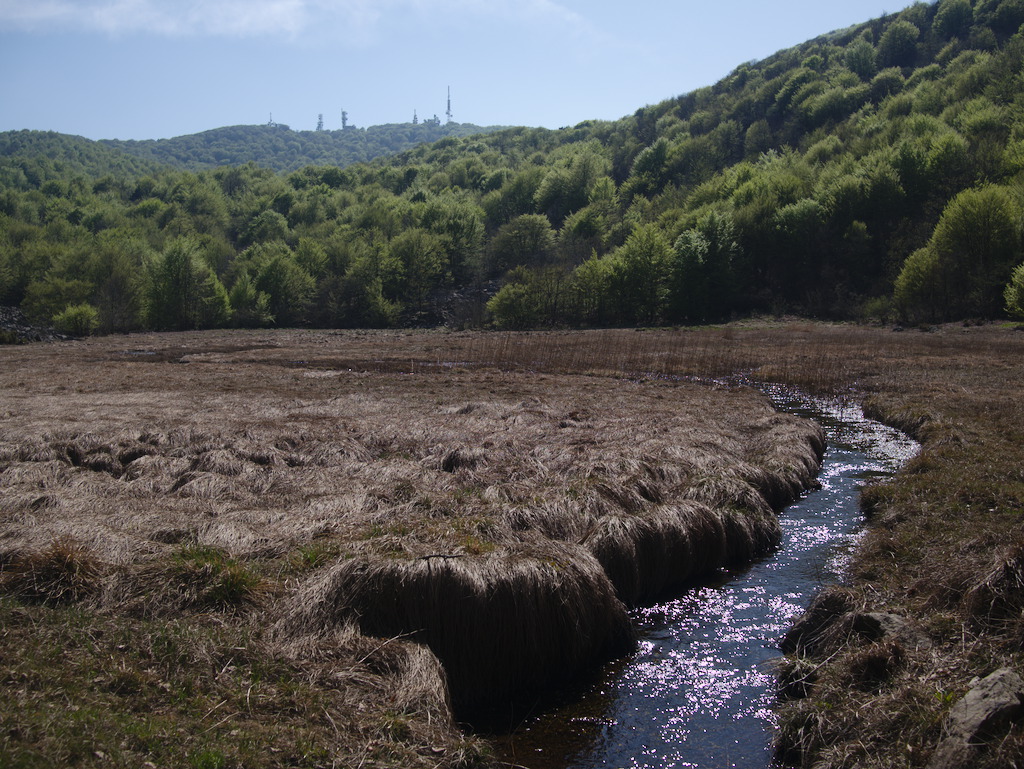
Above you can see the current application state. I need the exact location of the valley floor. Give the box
[1,321,1022,768]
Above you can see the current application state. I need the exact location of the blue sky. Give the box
[0,0,917,141]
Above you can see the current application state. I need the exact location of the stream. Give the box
[492,390,919,769]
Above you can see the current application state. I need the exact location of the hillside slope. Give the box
[3,0,1024,331]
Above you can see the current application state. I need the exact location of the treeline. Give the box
[4,0,1024,336]
[99,122,508,174]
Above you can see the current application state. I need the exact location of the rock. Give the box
[850,611,933,651]
[927,668,1024,769]
[0,305,66,343]
[780,586,857,656]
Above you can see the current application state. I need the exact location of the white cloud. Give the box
[0,0,347,38]
[0,0,592,41]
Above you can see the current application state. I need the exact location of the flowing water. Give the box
[492,390,919,769]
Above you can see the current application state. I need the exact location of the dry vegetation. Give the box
[447,322,1024,768]
[2,321,1022,768]
[0,325,828,768]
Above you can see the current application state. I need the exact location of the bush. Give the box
[52,302,99,337]
[1005,262,1024,320]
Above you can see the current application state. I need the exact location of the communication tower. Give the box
[446,87,452,124]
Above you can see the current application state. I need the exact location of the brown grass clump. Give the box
[583,503,727,605]
[278,540,634,714]
[0,538,102,605]
[962,539,1024,633]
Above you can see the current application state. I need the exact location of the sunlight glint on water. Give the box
[496,393,918,769]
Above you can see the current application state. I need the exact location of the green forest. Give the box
[99,120,509,173]
[5,0,1024,336]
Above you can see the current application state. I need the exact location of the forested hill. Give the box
[99,122,510,173]
[4,0,1024,336]
[0,130,169,179]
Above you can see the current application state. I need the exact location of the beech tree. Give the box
[485,214,557,277]
[895,185,1021,320]
[147,237,231,330]
[668,211,739,323]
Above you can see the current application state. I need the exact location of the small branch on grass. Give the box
[199,698,227,722]
[355,632,417,667]
[201,712,236,735]
[323,706,340,737]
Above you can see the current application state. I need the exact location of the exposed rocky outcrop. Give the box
[0,306,66,343]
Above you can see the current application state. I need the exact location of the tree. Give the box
[930,185,1021,316]
[481,167,545,229]
[90,232,152,333]
[668,211,740,323]
[487,268,542,330]
[252,247,316,326]
[419,196,485,283]
[559,205,609,264]
[534,144,610,227]
[52,303,99,336]
[568,254,613,326]
[845,37,877,80]
[485,214,557,277]
[893,246,949,321]
[895,186,1022,320]
[386,228,449,316]
[243,210,290,246]
[228,273,274,328]
[772,197,826,304]
[933,0,974,40]
[147,237,231,330]
[877,20,920,68]
[329,254,400,328]
[606,224,671,325]
[22,275,94,324]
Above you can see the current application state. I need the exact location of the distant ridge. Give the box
[98,122,513,173]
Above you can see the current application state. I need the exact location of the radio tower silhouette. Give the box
[446,87,453,124]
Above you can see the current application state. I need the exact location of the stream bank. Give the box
[491,391,919,768]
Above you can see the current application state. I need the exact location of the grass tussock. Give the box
[961,539,1024,634]
[583,504,725,606]
[0,596,491,769]
[0,538,102,605]
[277,541,634,714]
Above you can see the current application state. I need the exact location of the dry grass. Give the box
[0,326,829,767]
[3,321,1021,767]
[276,540,635,715]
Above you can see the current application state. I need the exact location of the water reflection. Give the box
[495,395,918,769]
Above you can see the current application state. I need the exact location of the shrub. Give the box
[52,302,99,336]
[1004,262,1024,320]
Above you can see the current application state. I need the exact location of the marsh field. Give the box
[2,322,1023,769]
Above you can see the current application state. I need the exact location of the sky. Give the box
[0,0,920,141]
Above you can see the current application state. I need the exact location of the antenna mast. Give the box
[446,86,452,124]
